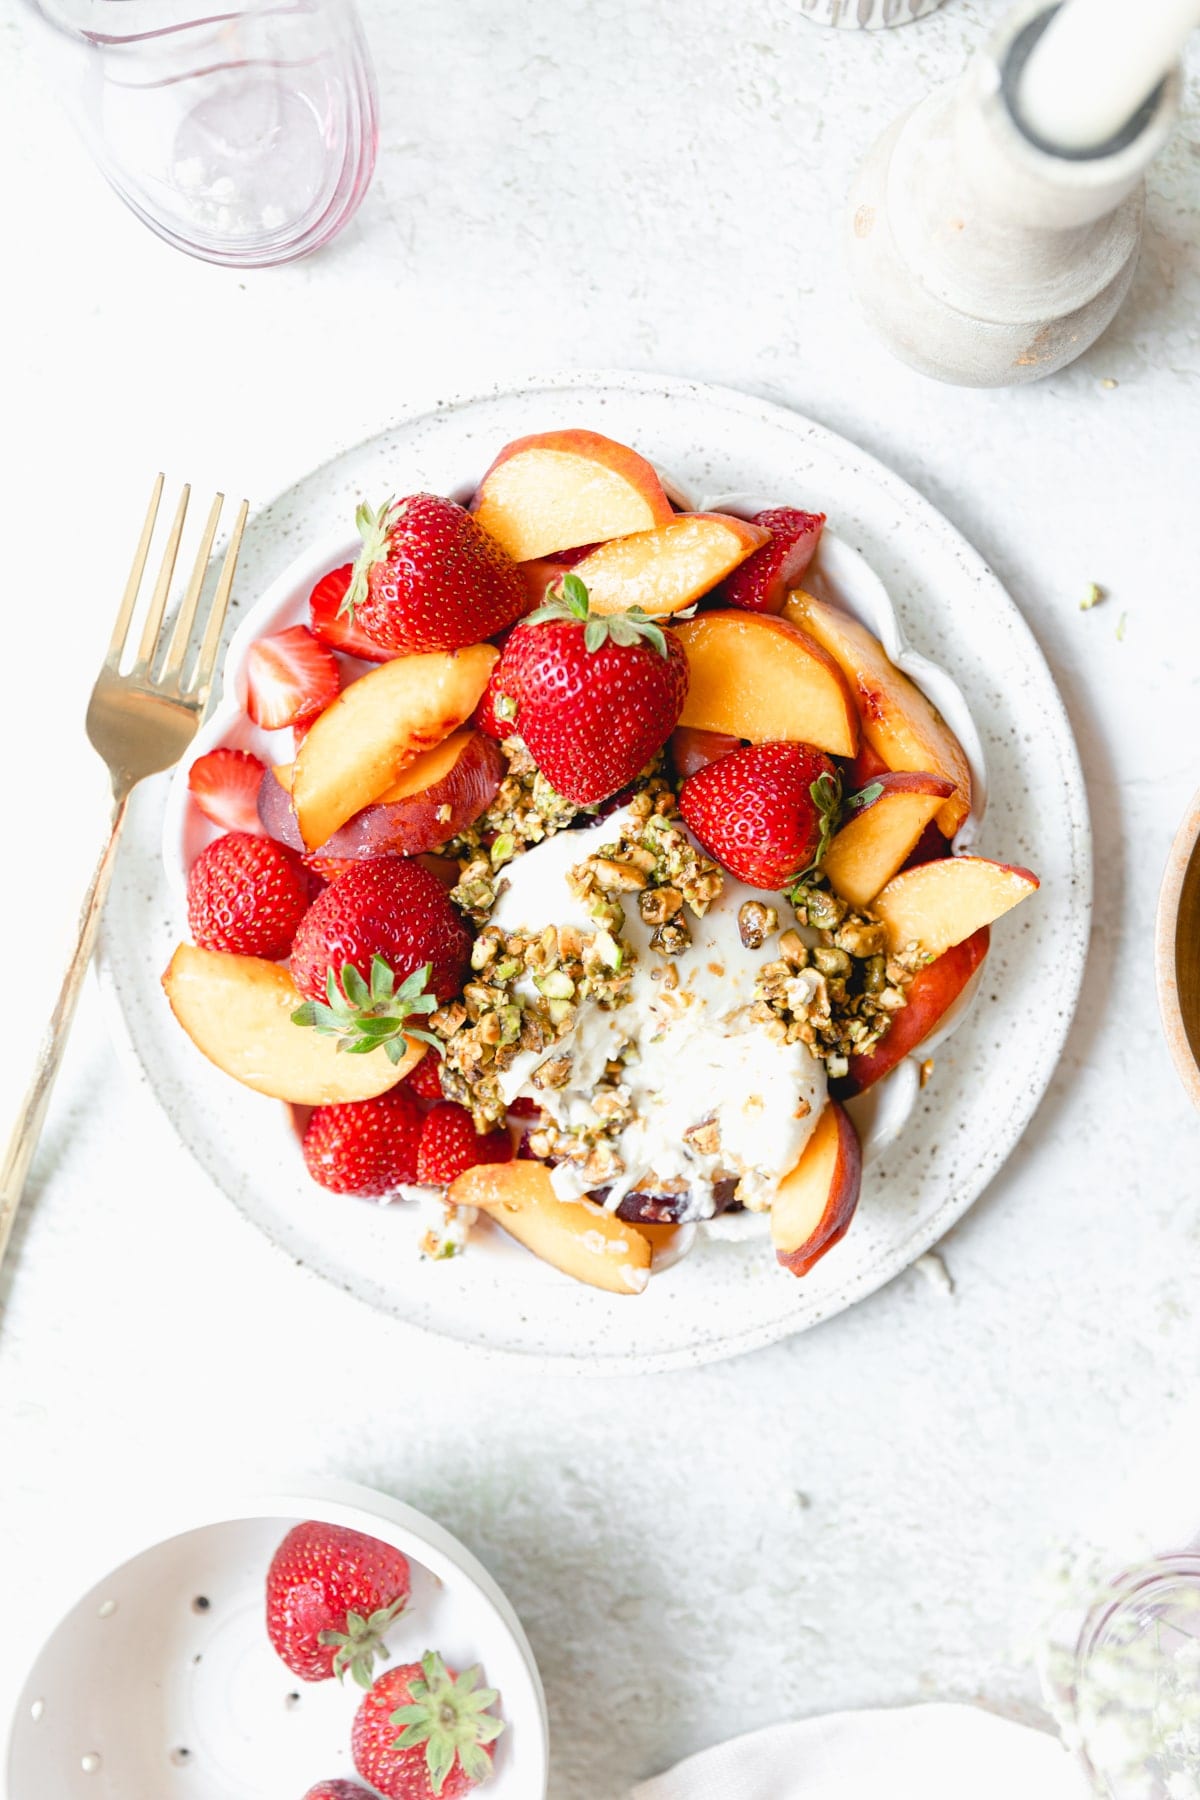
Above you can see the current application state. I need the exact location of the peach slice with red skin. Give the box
[771,1101,862,1277]
[672,610,858,759]
[162,944,422,1105]
[836,926,990,1096]
[783,590,972,836]
[450,1160,652,1294]
[290,644,497,850]
[470,429,675,561]
[872,855,1039,960]
[669,726,744,781]
[823,771,956,910]
[261,729,504,861]
[569,513,769,619]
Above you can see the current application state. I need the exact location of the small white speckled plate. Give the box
[95,371,1090,1373]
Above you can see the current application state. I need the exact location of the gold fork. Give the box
[0,476,248,1274]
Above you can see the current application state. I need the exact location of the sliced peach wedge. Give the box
[291,644,497,850]
[771,1101,862,1277]
[450,1161,652,1294]
[669,725,744,781]
[261,728,505,861]
[162,944,423,1104]
[838,926,990,1096]
[672,610,858,758]
[823,771,955,909]
[783,590,972,837]
[572,513,769,619]
[470,428,674,561]
[872,855,1039,960]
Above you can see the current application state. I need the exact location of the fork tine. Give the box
[190,498,249,709]
[161,492,223,685]
[135,483,190,670]
[107,473,164,667]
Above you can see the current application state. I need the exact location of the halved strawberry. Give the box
[309,565,393,662]
[244,626,340,730]
[187,747,266,834]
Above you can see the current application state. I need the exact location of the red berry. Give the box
[678,741,839,890]
[309,564,394,662]
[345,494,527,656]
[303,1783,377,1800]
[244,625,340,730]
[266,1521,411,1686]
[187,747,266,834]
[186,831,310,958]
[505,581,688,805]
[404,1055,445,1102]
[417,1104,513,1186]
[352,1656,503,1800]
[303,851,360,886]
[303,1087,425,1197]
[472,651,521,740]
[720,507,825,614]
[290,860,471,1060]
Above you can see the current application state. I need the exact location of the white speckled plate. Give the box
[96,371,1091,1373]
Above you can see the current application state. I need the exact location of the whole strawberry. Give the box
[352,1654,504,1799]
[266,1521,411,1688]
[720,507,825,614]
[405,1055,446,1103]
[303,1086,425,1196]
[187,831,311,959]
[504,573,688,805]
[472,650,521,741]
[303,1783,378,1800]
[344,494,526,655]
[309,563,393,662]
[290,860,471,1062]
[678,741,840,890]
[417,1104,513,1186]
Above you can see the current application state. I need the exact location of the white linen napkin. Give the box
[630,1702,1092,1800]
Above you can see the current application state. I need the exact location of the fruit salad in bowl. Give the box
[162,428,1039,1296]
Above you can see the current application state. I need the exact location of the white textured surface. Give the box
[1,5,1199,1799]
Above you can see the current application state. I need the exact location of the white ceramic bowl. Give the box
[4,1478,548,1800]
[161,476,988,1172]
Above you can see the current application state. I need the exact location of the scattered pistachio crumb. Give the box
[1100,377,1119,390]
[1079,582,1104,612]
[1116,611,1128,642]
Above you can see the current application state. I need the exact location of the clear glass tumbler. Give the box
[1070,1553,1200,1798]
[25,0,379,267]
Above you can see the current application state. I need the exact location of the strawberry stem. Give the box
[388,1652,506,1795]
[318,1596,407,1690]
[341,498,401,623]
[526,571,669,659]
[291,955,441,1062]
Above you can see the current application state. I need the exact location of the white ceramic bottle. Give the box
[845,1,1180,385]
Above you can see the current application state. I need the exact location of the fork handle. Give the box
[0,793,130,1276]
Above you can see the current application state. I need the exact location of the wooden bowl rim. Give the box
[1155,782,1200,1110]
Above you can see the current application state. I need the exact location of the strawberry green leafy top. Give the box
[389,1652,506,1794]
[526,570,670,657]
[292,955,442,1062]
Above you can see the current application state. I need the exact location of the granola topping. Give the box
[751,877,922,1078]
[484,807,828,1216]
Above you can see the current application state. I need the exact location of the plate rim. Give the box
[95,367,1093,1375]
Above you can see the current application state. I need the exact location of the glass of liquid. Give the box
[25,0,379,266]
